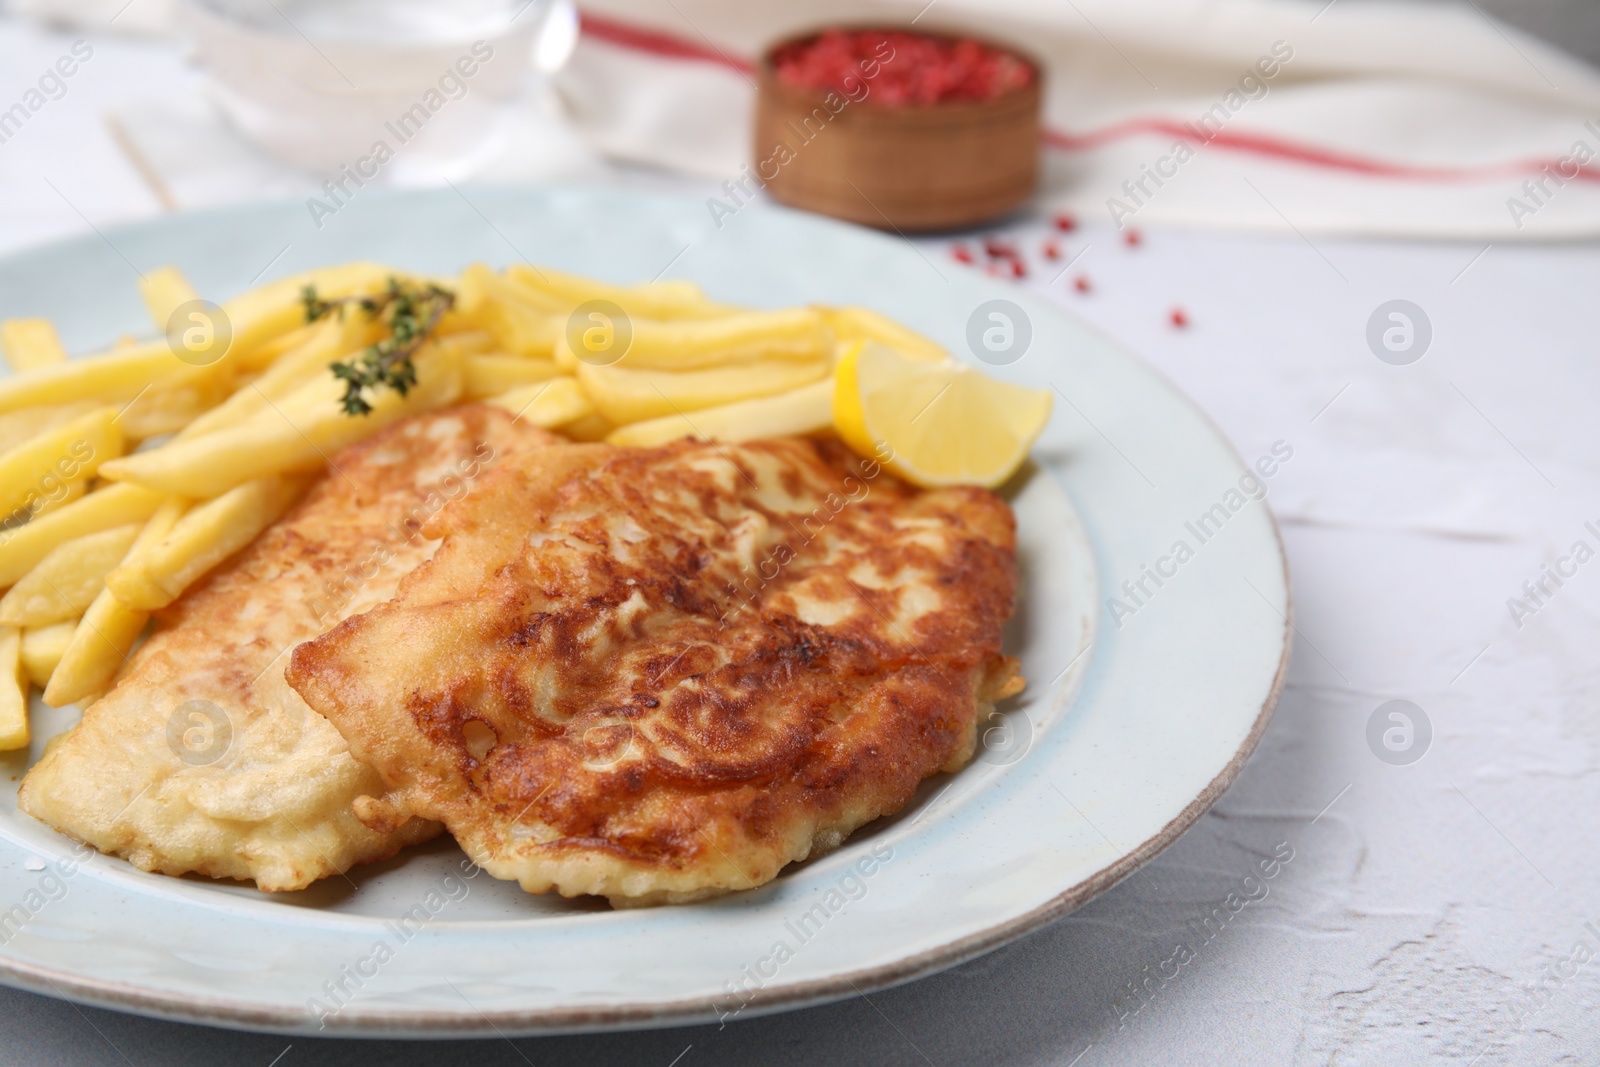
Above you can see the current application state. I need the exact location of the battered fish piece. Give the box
[289,437,1023,905]
[19,406,558,891]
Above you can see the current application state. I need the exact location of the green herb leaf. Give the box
[305,277,455,417]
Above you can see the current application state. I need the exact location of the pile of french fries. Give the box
[0,259,950,748]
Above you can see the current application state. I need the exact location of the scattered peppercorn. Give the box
[982,236,1016,260]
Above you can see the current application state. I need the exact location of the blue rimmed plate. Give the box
[0,187,1285,1035]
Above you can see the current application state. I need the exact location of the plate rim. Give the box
[0,597,1287,1035]
[0,187,1292,1035]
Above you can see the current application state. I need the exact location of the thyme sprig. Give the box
[303,278,455,416]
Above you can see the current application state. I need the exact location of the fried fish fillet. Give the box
[288,437,1023,905]
[19,405,558,891]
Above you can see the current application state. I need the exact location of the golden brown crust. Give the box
[289,437,1021,904]
[19,405,560,891]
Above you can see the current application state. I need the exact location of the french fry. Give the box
[18,472,86,518]
[606,379,834,447]
[177,314,379,441]
[222,261,394,366]
[555,308,830,372]
[105,474,306,610]
[576,357,828,425]
[138,265,200,334]
[20,621,73,690]
[457,265,562,358]
[451,263,496,332]
[105,343,245,442]
[824,307,949,363]
[485,377,594,429]
[0,627,26,750]
[239,321,317,372]
[43,499,185,707]
[0,406,122,521]
[459,262,565,314]
[99,348,463,499]
[1,319,69,372]
[114,380,236,441]
[0,482,166,587]
[0,524,141,627]
[0,339,205,415]
[0,402,102,456]
[429,330,496,359]
[505,264,729,320]
[464,354,563,399]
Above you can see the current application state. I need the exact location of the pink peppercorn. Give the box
[772,29,1035,106]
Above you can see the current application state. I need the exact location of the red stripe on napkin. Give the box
[579,10,756,74]
[578,8,1598,186]
[1044,121,1600,185]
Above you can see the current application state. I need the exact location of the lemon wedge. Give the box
[833,340,1052,489]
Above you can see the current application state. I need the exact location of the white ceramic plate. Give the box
[0,188,1287,1036]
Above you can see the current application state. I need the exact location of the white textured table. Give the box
[2,18,1599,1067]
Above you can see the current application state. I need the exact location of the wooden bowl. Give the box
[753,27,1042,233]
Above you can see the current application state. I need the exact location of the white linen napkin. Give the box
[32,0,1600,236]
[561,0,1600,238]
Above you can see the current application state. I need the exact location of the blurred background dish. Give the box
[184,0,578,182]
[754,26,1042,231]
